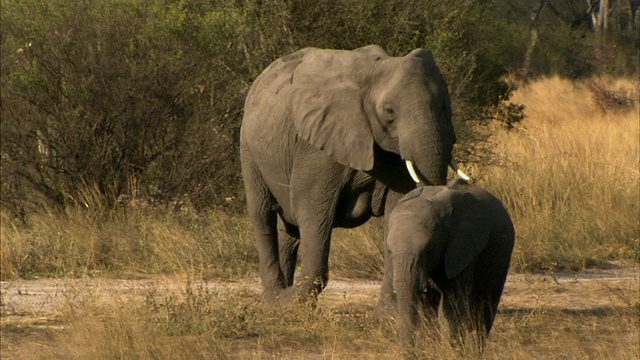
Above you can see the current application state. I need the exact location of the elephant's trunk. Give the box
[393,252,422,347]
[399,109,454,186]
[403,141,451,186]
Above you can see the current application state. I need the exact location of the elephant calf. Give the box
[385,179,515,350]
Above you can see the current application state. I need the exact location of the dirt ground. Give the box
[1,264,638,359]
[2,266,638,316]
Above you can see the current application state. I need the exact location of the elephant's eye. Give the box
[384,107,396,121]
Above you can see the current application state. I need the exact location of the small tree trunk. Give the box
[631,0,639,29]
[587,0,598,29]
[599,0,610,31]
[520,0,547,81]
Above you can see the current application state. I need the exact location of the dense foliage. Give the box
[1,0,638,216]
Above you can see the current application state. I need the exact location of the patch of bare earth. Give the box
[1,263,638,359]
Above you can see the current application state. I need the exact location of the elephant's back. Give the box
[241,48,315,150]
[459,186,515,243]
[243,48,314,115]
[464,186,511,219]
[241,48,309,154]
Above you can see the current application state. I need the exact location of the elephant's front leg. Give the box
[419,282,441,319]
[277,216,300,287]
[288,156,345,303]
[439,290,467,347]
[292,197,335,302]
[248,209,285,304]
[379,190,405,312]
[378,243,397,312]
[295,223,333,303]
[241,152,287,304]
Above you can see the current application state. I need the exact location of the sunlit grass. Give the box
[0,207,257,280]
[481,76,639,271]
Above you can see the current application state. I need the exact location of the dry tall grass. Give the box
[482,76,639,272]
[0,207,257,280]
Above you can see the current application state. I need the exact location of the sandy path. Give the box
[1,265,638,319]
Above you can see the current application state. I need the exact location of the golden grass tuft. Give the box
[0,207,257,280]
[481,76,639,271]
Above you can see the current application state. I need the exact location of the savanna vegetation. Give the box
[2,0,638,216]
[1,0,639,359]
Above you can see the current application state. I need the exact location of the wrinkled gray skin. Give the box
[386,179,514,350]
[240,45,456,305]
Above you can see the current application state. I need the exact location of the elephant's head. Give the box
[289,45,456,186]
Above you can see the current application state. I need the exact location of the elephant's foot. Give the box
[260,282,290,306]
[277,286,299,304]
[261,290,281,307]
[375,288,397,318]
[262,277,326,308]
[261,286,321,313]
[260,285,309,304]
[286,286,320,309]
[373,305,397,321]
[283,276,325,306]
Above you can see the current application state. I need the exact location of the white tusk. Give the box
[405,160,421,184]
[449,161,472,181]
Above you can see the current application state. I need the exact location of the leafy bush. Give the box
[1,0,246,216]
[3,0,635,216]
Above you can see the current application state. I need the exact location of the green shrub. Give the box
[0,0,245,215]
[3,0,636,217]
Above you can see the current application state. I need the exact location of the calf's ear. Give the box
[443,193,490,279]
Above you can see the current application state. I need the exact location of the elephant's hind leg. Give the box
[241,151,285,304]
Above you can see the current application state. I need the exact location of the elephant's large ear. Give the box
[290,58,374,170]
[443,193,490,279]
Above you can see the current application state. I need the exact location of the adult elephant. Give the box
[386,179,515,350]
[240,45,462,305]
